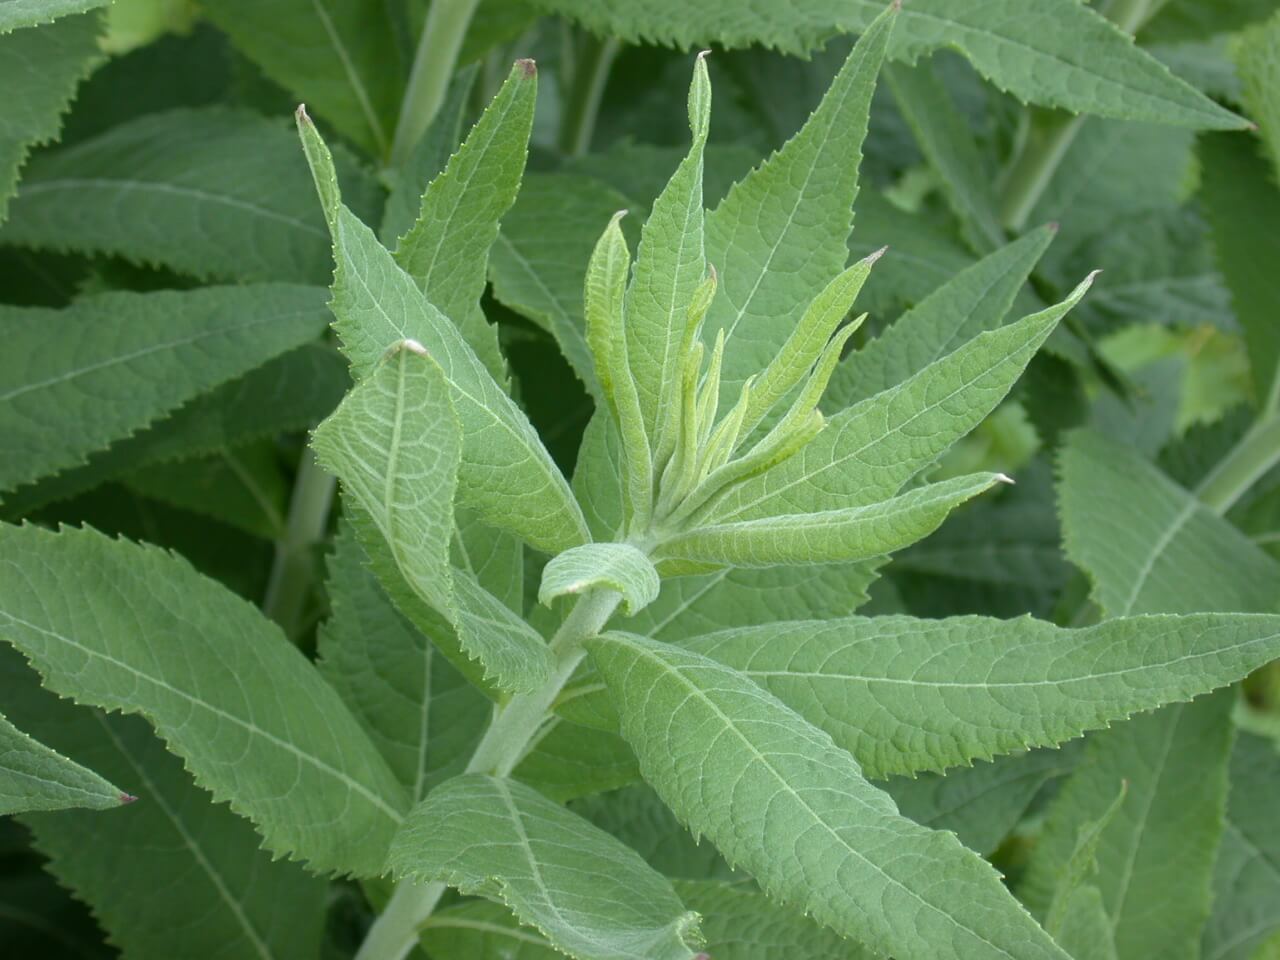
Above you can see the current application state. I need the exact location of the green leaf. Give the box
[387,774,705,960]
[885,59,1003,253]
[709,276,1093,522]
[3,108,382,283]
[319,522,488,803]
[395,61,538,388]
[657,472,1006,572]
[1042,782,1128,939]
[637,610,1280,778]
[312,340,554,693]
[540,543,660,616]
[0,710,126,814]
[674,879,862,959]
[1058,430,1280,617]
[0,522,408,876]
[588,631,1069,960]
[298,113,590,554]
[1022,691,1235,960]
[624,53,710,463]
[0,12,103,223]
[826,225,1055,410]
[0,0,106,30]
[705,9,893,400]
[1236,12,1280,173]
[0,284,331,498]
[1053,886,1117,960]
[421,899,562,960]
[3,646,329,960]
[529,0,1244,128]
[1201,734,1280,960]
[203,0,401,157]
[1200,133,1280,412]
[513,719,640,803]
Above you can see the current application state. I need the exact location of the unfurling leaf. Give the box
[540,543,660,615]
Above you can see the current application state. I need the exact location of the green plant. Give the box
[3,1,1280,960]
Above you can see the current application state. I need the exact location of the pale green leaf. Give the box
[0,710,126,814]
[1022,691,1235,960]
[3,108,382,283]
[1058,430,1280,617]
[298,113,590,554]
[3,646,328,960]
[0,284,331,498]
[658,472,1006,572]
[1201,734,1280,960]
[0,0,106,31]
[540,544,660,616]
[529,0,1243,127]
[312,341,554,693]
[204,0,401,157]
[705,9,893,399]
[319,523,488,803]
[588,631,1069,960]
[709,277,1092,522]
[395,61,539,387]
[0,12,102,222]
[826,225,1055,410]
[0,523,408,875]
[639,610,1280,778]
[885,58,1003,253]
[387,774,704,960]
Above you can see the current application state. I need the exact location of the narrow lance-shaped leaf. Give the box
[0,710,129,814]
[707,7,894,400]
[625,52,710,466]
[0,284,331,499]
[388,774,705,960]
[0,523,408,876]
[395,60,540,387]
[312,340,554,694]
[587,632,1068,960]
[298,109,591,554]
[710,273,1095,523]
[657,472,1006,573]
[540,543,660,616]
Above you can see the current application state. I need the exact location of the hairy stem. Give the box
[1197,414,1280,516]
[262,452,334,640]
[559,34,621,156]
[390,0,483,167]
[352,588,624,960]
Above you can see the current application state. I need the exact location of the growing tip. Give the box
[995,473,1015,486]
[865,245,889,265]
[515,58,536,77]
[119,793,139,805]
[295,103,312,125]
[609,209,628,225]
[696,49,712,62]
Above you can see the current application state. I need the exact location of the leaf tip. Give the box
[515,58,536,78]
[995,472,1015,486]
[865,244,889,265]
[696,49,712,62]
[1046,221,1059,234]
[295,103,312,126]
[119,793,138,805]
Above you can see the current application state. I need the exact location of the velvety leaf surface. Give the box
[0,523,408,876]
[540,544,660,616]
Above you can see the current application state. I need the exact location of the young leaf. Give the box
[298,112,590,554]
[0,522,408,876]
[0,284,331,498]
[3,108,383,283]
[203,0,401,157]
[529,0,1243,128]
[0,710,126,814]
[387,774,705,960]
[658,472,1006,572]
[319,523,488,803]
[587,632,1069,960]
[706,8,892,400]
[0,11,103,222]
[826,224,1055,410]
[395,60,539,387]
[624,52,710,463]
[312,340,554,693]
[710,276,1093,523]
[4,647,328,960]
[539,543,660,616]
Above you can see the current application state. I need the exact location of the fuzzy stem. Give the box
[1196,414,1280,516]
[558,34,621,156]
[390,0,483,167]
[262,452,334,640]
[352,588,624,960]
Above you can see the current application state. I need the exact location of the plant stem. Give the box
[558,34,621,156]
[262,452,334,640]
[1196,414,1280,516]
[390,0,483,168]
[352,588,624,960]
